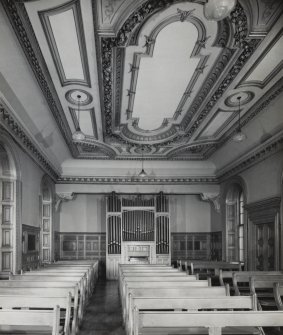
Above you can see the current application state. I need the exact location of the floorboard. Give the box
[79,280,125,335]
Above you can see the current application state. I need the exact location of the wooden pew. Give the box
[249,276,283,309]
[121,279,211,308]
[0,286,79,334]
[10,273,87,312]
[232,271,283,296]
[0,294,71,335]
[119,271,195,297]
[0,305,61,335]
[190,261,242,276]
[274,282,283,310]
[45,262,99,292]
[129,295,257,335]
[16,272,88,302]
[123,286,229,326]
[133,310,283,335]
[28,268,92,295]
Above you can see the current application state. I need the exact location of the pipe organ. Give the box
[106,193,171,279]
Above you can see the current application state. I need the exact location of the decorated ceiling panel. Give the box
[3,0,283,161]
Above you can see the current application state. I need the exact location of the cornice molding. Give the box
[216,130,283,182]
[0,104,60,181]
[57,175,218,185]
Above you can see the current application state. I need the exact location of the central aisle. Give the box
[79,280,126,335]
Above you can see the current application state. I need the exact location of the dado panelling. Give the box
[58,232,106,261]
[171,231,222,262]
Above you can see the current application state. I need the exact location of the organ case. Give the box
[106,193,170,279]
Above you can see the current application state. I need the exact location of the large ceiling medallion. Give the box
[204,0,237,21]
[65,89,93,106]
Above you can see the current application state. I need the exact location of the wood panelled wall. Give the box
[171,232,222,262]
[57,232,106,261]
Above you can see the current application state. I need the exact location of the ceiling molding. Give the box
[39,0,91,87]
[1,0,79,157]
[100,2,265,160]
[57,175,218,185]
[216,129,283,182]
[0,104,60,181]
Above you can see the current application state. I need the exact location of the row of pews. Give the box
[119,264,283,335]
[176,259,243,275]
[177,260,283,309]
[0,260,99,335]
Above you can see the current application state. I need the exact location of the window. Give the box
[226,184,245,263]
[41,178,53,263]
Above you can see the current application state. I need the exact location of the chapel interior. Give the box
[0,0,283,334]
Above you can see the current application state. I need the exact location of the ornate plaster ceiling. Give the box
[2,0,283,162]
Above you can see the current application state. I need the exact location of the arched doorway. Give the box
[0,142,17,272]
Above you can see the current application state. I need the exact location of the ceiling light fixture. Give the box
[72,94,85,141]
[232,96,247,143]
[204,0,237,21]
[138,146,147,178]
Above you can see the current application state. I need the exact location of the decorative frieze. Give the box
[57,175,218,185]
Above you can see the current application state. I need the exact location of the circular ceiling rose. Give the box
[204,0,237,21]
[65,89,93,106]
[225,91,254,107]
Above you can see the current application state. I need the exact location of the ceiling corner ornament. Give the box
[201,193,221,213]
[177,8,195,22]
[1,0,79,158]
[0,104,59,181]
[55,192,76,211]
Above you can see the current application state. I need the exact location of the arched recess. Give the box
[0,133,21,273]
[40,175,55,263]
[222,176,247,266]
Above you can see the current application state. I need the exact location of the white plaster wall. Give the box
[170,195,211,232]
[19,150,45,228]
[59,194,106,232]
[210,204,221,232]
[59,194,211,233]
[240,151,283,203]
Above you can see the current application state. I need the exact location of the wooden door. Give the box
[255,223,275,270]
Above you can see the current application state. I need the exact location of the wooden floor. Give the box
[79,279,126,335]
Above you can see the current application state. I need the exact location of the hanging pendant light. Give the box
[72,94,85,141]
[138,146,147,178]
[232,96,247,142]
[204,0,237,21]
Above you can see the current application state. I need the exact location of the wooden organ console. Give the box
[106,193,170,279]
